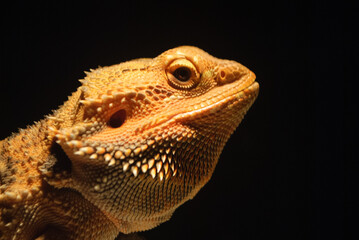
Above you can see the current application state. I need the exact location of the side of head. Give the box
[52,46,259,232]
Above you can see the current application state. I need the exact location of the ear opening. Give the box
[108,109,127,128]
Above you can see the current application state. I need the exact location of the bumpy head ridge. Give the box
[51,46,259,233]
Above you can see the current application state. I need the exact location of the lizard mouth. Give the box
[173,81,259,123]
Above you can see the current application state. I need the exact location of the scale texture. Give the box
[0,46,259,240]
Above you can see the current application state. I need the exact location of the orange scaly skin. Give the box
[0,46,259,240]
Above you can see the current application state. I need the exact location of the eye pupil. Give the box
[173,67,191,82]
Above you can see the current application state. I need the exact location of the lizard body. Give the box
[0,46,259,239]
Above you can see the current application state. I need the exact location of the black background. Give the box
[1,1,358,240]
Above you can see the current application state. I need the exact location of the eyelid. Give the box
[167,59,199,79]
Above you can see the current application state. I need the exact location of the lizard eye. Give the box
[166,59,200,90]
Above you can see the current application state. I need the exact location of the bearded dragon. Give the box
[0,46,259,240]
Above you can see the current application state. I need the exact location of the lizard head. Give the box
[52,46,259,233]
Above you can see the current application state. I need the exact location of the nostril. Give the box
[220,70,226,79]
[108,109,126,128]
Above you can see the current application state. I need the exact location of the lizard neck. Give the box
[0,88,84,196]
[0,119,51,199]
